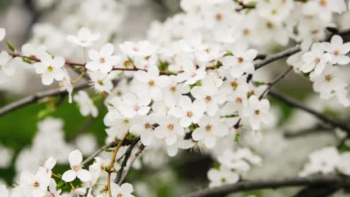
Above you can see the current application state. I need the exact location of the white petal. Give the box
[42,72,54,85]
[100,43,115,56]
[0,28,5,42]
[62,170,77,182]
[69,150,83,166]
[77,169,91,182]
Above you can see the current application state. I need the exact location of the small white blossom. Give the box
[73,91,98,118]
[243,95,272,130]
[323,35,350,65]
[208,166,239,188]
[67,27,100,47]
[86,43,120,73]
[34,52,66,85]
[62,150,91,182]
[111,183,135,197]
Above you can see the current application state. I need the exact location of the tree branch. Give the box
[118,144,145,185]
[0,82,89,117]
[81,141,118,167]
[182,176,350,197]
[268,90,350,134]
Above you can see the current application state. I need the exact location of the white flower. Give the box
[163,76,190,102]
[192,115,228,148]
[303,0,346,22]
[34,52,66,85]
[154,116,185,146]
[221,41,257,78]
[178,96,206,127]
[21,43,46,59]
[134,67,170,101]
[19,168,50,197]
[74,91,98,118]
[218,149,262,173]
[67,27,100,47]
[0,28,5,42]
[88,71,114,93]
[120,40,158,57]
[86,43,120,73]
[300,147,340,177]
[111,183,135,197]
[338,153,350,176]
[129,115,156,146]
[208,166,239,188]
[301,43,332,75]
[47,178,62,197]
[117,93,151,118]
[44,157,56,176]
[191,84,226,116]
[62,150,91,182]
[323,35,350,65]
[243,95,272,130]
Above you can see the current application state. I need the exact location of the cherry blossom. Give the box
[243,95,273,130]
[208,166,239,188]
[62,150,91,182]
[86,43,120,73]
[323,35,350,65]
[34,52,66,85]
[73,91,98,118]
[67,27,100,47]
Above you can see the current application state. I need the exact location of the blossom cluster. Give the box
[0,0,350,196]
[300,146,350,177]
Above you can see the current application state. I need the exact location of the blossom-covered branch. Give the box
[182,175,350,197]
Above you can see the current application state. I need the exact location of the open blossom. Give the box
[218,149,262,173]
[243,95,273,130]
[88,71,114,93]
[0,28,5,42]
[134,67,170,101]
[323,35,350,65]
[34,52,66,85]
[67,27,100,47]
[300,147,340,177]
[192,115,228,148]
[73,91,98,118]
[302,0,346,22]
[221,41,258,78]
[177,96,206,127]
[19,168,50,197]
[117,93,151,118]
[154,116,185,146]
[129,115,156,146]
[62,150,91,182]
[301,43,332,75]
[111,183,135,197]
[120,40,159,57]
[86,43,120,73]
[191,84,226,116]
[208,166,239,188]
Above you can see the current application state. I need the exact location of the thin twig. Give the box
[0,82,89,117]
[81,141,118,167]
[118,144,145,185]
[115,137,140,183]
[259,66,293,100]
[284,124,333,138]
[268,90,350,134]
[182,175,350,197]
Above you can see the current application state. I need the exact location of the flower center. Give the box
[271,9,277,15]
[186,111,193,117]
[320,0,327,6]
[325,74,333,82]
[205,125,212,132]
[33,181,40,188]
[334,50,340,56]
[124,60,131,67]
[221,178,226,183]
[98,80,104,85]
[266,22,274,29]
[255,110,260,115]
[238,57,244,63]
[73,165,80,171]
[315,58,321,64]
[243,29,250,35]
[205,96,212,102]
[236,97,242,103]
[167,124,174,131]
[123,119,129,124]
[231,82,238,90]
[47,66,53,72]
[117,194,123,197]
[148,80,155,87]
[99,57,105,63]
[145,123,151,129]
[215,13,222,21]
[170,86,176,92]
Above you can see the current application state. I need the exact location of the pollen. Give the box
[325,74,333,82]
[231,82,238,90]
[266,22,274,29]
[73,165,80,171]
[215,13,222,21]
[99,57,105,63]
[320,0,327,6]
[47,66,53,72]
[148,80,155,87]
[170,86,176,92]
[205,125,212,131]
[334,50,340,56]
[205,96,212,102]
[238,57,244,63]
[271,9,277,15]
[221,178,226,183]
[145,123,151,129]
[167,124,174,131]
[98,80,104,85]
[243,29,250,35]
[33,181,40,188]
[255,110,260,115]
[236,97,242,103]
[186,111,193,117]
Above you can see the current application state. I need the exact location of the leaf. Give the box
[6,41,15,52]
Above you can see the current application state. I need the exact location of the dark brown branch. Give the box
[182,176,350,197]
[118,144,145,184]
[0,82,89,117]
[284,124,333,138]
[81,141,118,166]
[259,66,293,99]
[268,90,350,134]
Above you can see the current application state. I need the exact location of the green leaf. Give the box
[6,41,15,52]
